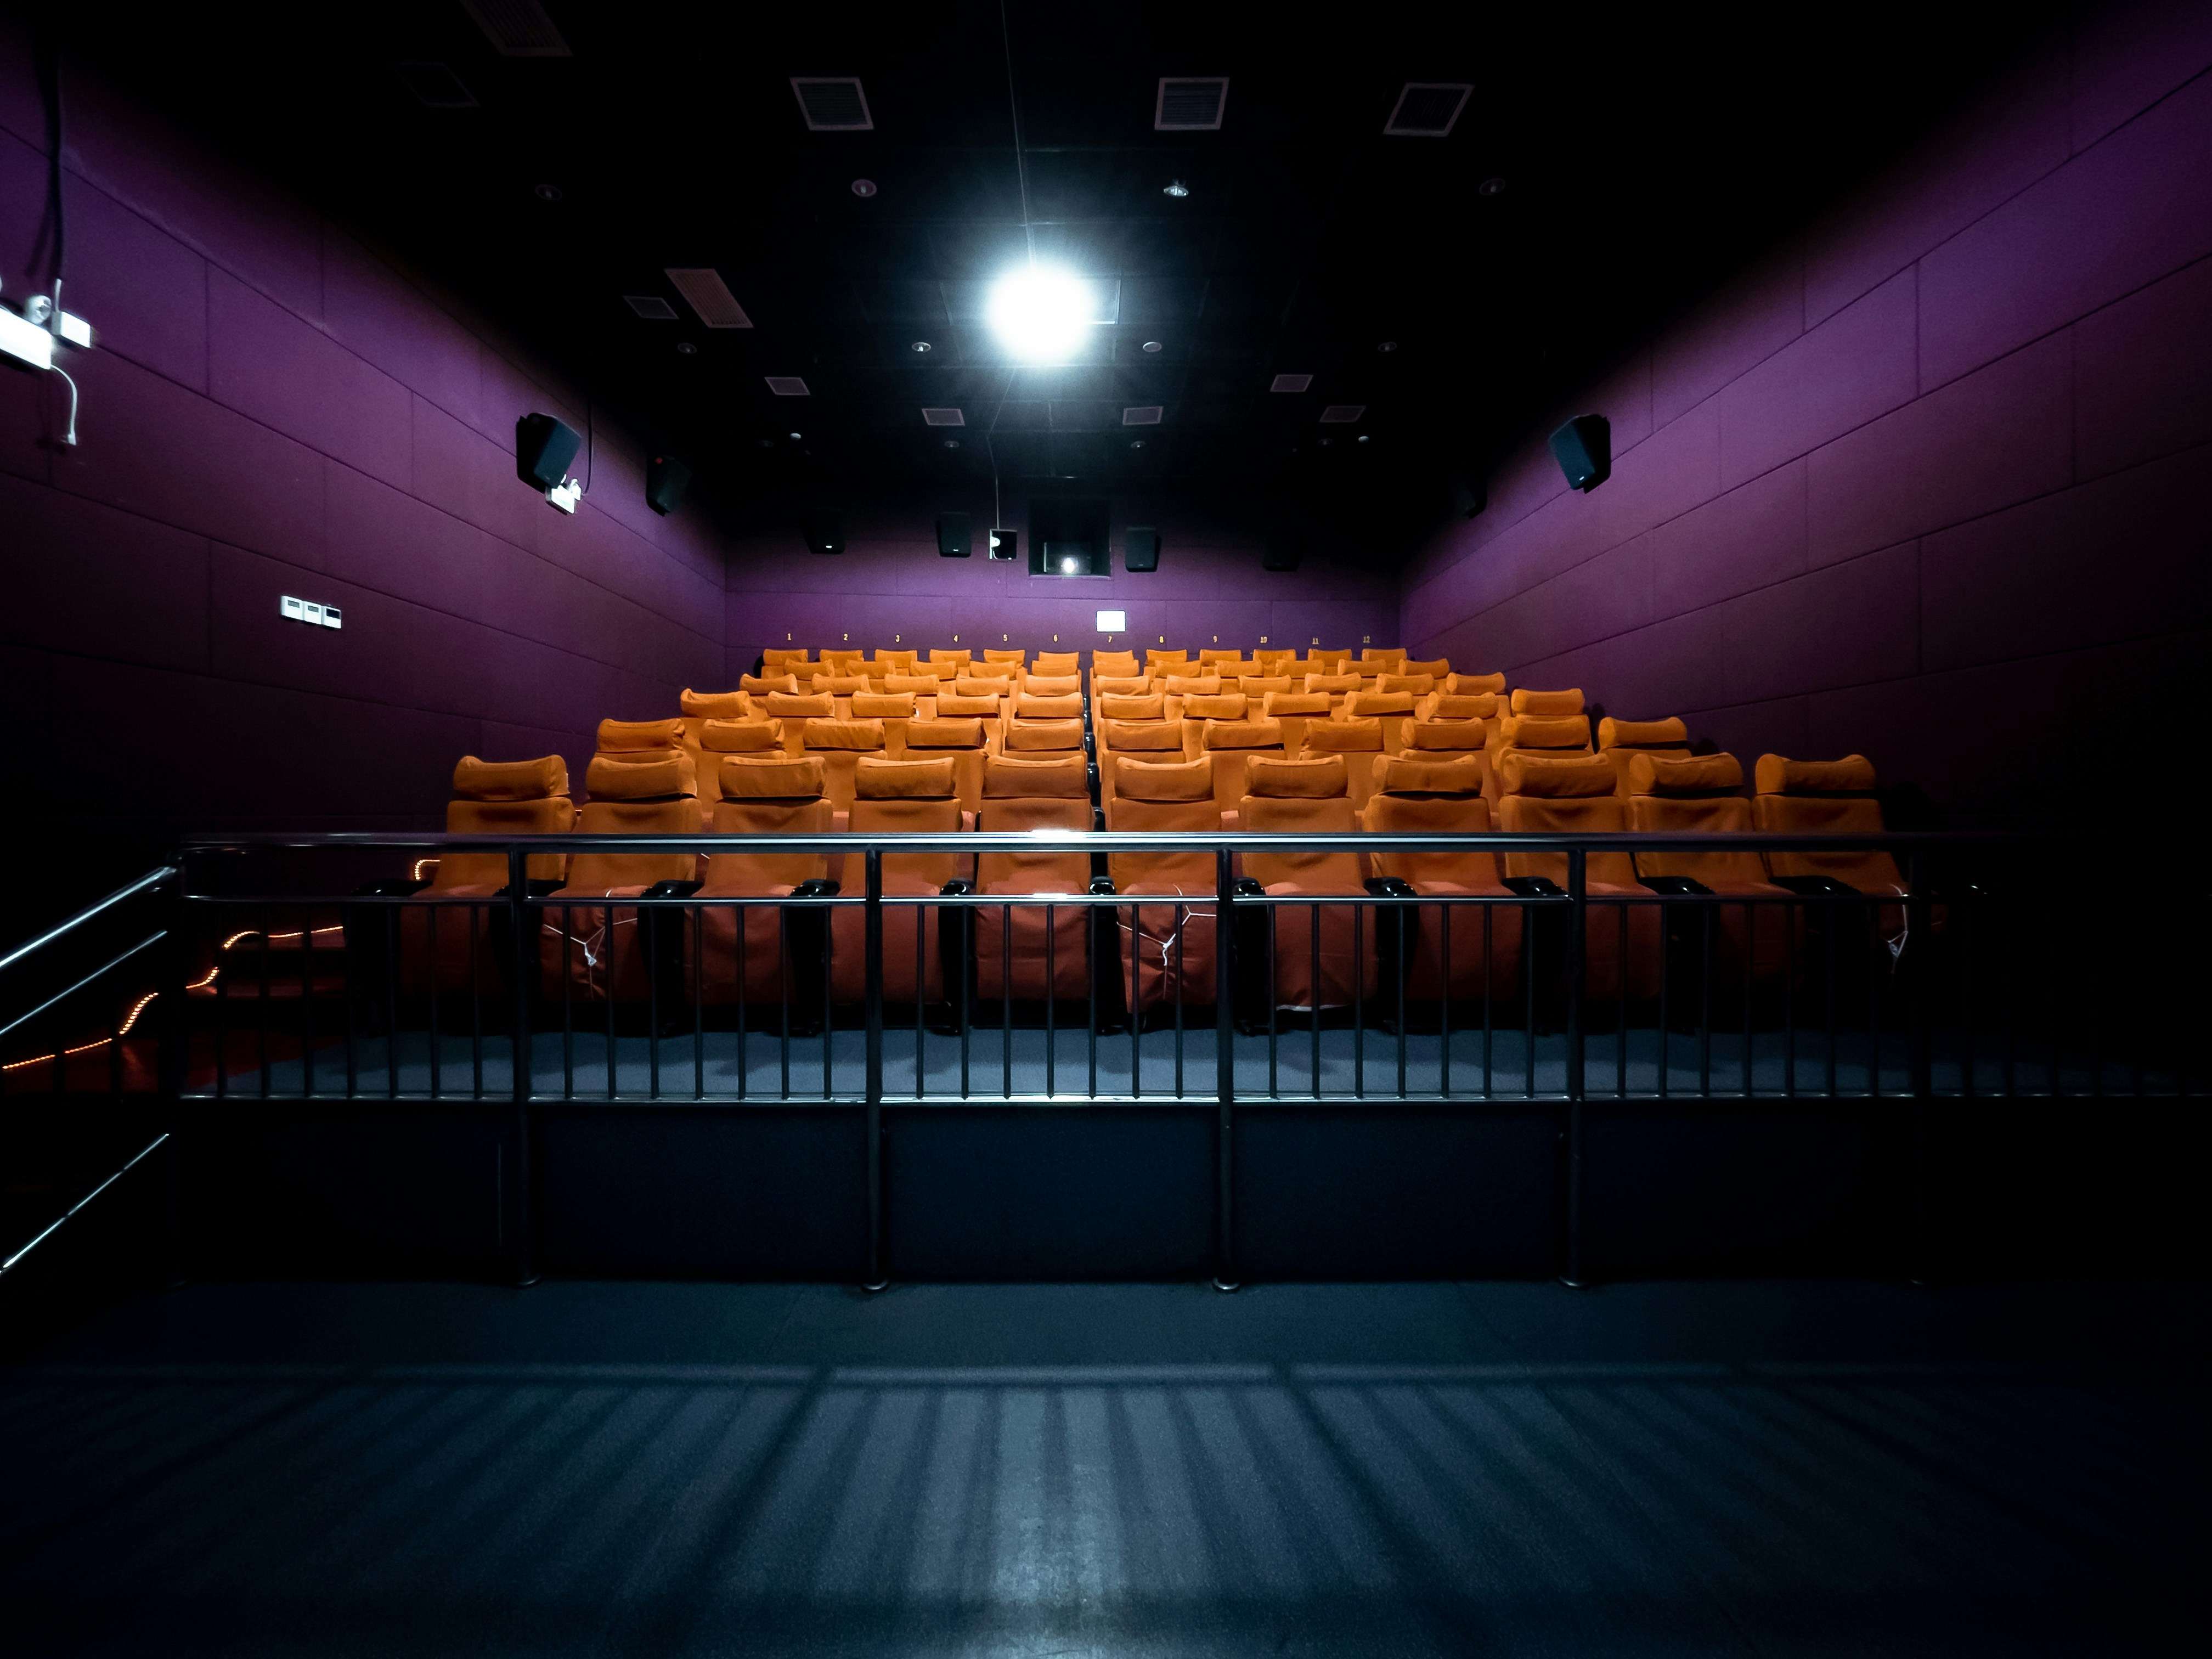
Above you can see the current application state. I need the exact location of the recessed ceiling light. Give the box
[1269,373,1313,393]
[1062,556,1080,573]
[1161,180,1189,198]
[532,182,562,202]
[941,438,961,449]
[1378,341,1398,353]
[1357,433,1371,443]
[1142,340,1163,353]
[1479,177,1508,196]
[851,178,878,198]
[1317,436,1334,447]
[788,432,803,441]
[1129,439,1146,449]
[675,341,697,355]
[911,340,932,353]
[985,263,1094,364]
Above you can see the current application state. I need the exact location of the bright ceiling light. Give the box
[1061,556,1080,573]
[986,264,1094,364]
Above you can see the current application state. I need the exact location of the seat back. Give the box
[1341,689,1417,755]
[1004,719,1085,758]
[1180,691,1250,757]
[1361,755,1494,888]
[1404,657,1450,681]
[1251,648,1298,676]
[900,717,990,816]
[1306,648,1352,674]
[850,689,919,755]
[739,672,796,698]
[1092,675,1150,699]
[1377,673,1437,699]
[1752,754,1903,890]
[1626,753,1770,887]
[1091,648,1141,679]
[761,647,810,674]
[1417,691,1500,725]
[976,754,1092,894]
[1239,757,1361,890]
[1597,715,1693,797]
[934,692,1004,750]
[706,756,833,889]
[1495,753,1634,884]
[698,718,786,798]
[1401,718,1491,774]
[1297,717,1386,808]
[1198,719,1287,816]
[927,647,972,670]
[1445,671,1506,698]
[1098,691,1167,725]
[679,688,752,800]
[799,718,888,812]
[439,755,573,887]
[819,647,866,676]
[569,754,701,890]
[1011,691,1082,725]
[1238,674,1293,699]
[1033,650,1081,677]
[1359,647,1409,674]
[844,757,966,892]
[1303,671,1361,712]
[1486,713,1596,805]
[1259,690,1333,759]
[872,648,918,677]
[1144,648,1192,682]
[1510,687,1586,719]
[1099,716,1186,802]
[763,691,836,748]
[1105,758,1221,896]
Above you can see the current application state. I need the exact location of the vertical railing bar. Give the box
[1214,847,1236,1291]
[1481,902,1494,1101]
[1783,898,1797,1099]
[160,867,190,1280]
[1739,901,1754,1100]
[1393,896,1407,1100]
[821,900,834,1102]
[1352,899,1364,1100]
[1045,905,1057,1099]
[505,846,535,1286]
[1130,902,1142,1099]
[959,899,971,1100]
[1657,895,1671,1102]
[1562,849,1587,1288]
[383,905,399,1100]
[692,905,706,1102]
[1267,907,1278,1099]
[604,905,618,1103]
[1699,905,1713,1097]
[739,906,753,1103]
[1521,896,1536,1104]
[560,905,574,1099]
[1441,904,1454,1101]
[864,848,885,1289]
[1615,900,1627,1101]
[1086,898,1097,1101]
[470,899,483,1100]
[1001,903,1013,1100]
[646,903,662,1101]
[913,900,924,1101]
[1824,892,1837,1099]
[426,903,441,1102]
[1308,905,1321,1102]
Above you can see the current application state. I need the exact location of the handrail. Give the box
[0,865,175,976]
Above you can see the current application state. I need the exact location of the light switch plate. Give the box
[302,602,325,625]
[321,606,343,629]
[281,595,306,620]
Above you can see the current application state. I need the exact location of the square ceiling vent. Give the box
[1319,404,1366,424]
[765,377,811,397]
[462,0,570,57]
[624,295,678,320]
[792,77,874,131]
[665,268,752,328]
[1155,77,1228,131]
[1269,373,1313,393]
[1384,83,1472,137]
[921,408,965,426]
[1122,406,1164,425]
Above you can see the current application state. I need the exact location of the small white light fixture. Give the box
[985,263,1094,364]
[1162,180,1189,198]
[851,178,878,197]
[1142,340,1163,353]
[788,431,803,441]
[675,341,697,355]
[911,340,932,353]
[1062,556,1080,573]
[1479,176,1508,196]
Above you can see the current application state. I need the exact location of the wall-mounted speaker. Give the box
[804,515,844,555]
[936,512,971,557]
[1123,526,1160,573]
[1549,415,1611,492]
[646,454,691,516]
[515,413,580,490]
[986,527,1019,561]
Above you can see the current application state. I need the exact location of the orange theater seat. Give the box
[402,755,574,998]
[1145,648,1192,679]
[1378,673,1437,699]
[763,691,835,747]
[694,755,836,1008]
[1495,753,1660,1005]
[1299,717,1387,808]
[933,692,1004,749]
[1092,675,1150,699]
[761,647,810,673]
[1251,648,1297,675]
[900,717,990,815]
[1024,673,1082,698]
[1306,648,1352,674]
[1598,715,1692,797]
[928,647,973,670]
[1417,691,1500,726]
[1753,755,1905,897]
[1260,690,1333,759]
[1444,672,1507,698]
[738,672,797,697]
[1486,713,1595,808]
[1091,649,1141,679]
[974,754,1096,1005]
[1104,758,1221,1022]
[1005,718,1085,758]
[819,647,866,676]
[1179,691,1251,757]
[850,689,919,756]
[679,689,753,805]
[1012,691,1082,724]
[1510,687,1586,719]
[1303,671,1361,712]
[1234,756,1376,1015]
[1404,657,1451,681]
[543,754,702,1005]
[1033,650,1081,676]
[1401,718,1491,775]
[1340,689,1418,755]
[1098,691,1166,724]
[1238,674,1293,699]
[953,674,1015,702]
[872,648,918,677]
[812,673,869,715]
[1198,718,1286,819]
[1098,716,1186,803]
[595,715,685,762]
[1360,754,1521,1002]
[1628,753,1792,984]
[799,718,888,812]
[1360,647,1409,674]
[830,758,970,1007]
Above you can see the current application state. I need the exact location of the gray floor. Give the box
[4,1279,2207,1655]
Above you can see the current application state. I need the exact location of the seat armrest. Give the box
[1232,877,1266,899]
[1364,876,1415,898]
[793,878,840,899]
[940,878,975,898]
[1769,874,1860,897]
[642,879,703,899]
[1639,875,1711,896]
[1502,876,1563,899]
[1088,876,1117,896]
[357,878,430,898]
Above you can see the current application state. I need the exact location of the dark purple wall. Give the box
[723,487,1401,680]
[0,21,724,842]
[1399,0,2212,825]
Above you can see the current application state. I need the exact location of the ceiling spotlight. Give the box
[1357,433,1371,443]
[533,181,562,203]
[1142,340,1164,353]
[911,340,932,353]
[1479,177,1508,196]
[1378,341,1398,353]
[675,341,698,356]
[851,178,878,198]
[941,438,961,448]
[788,432,803,441]
[1129,438,1146,449]
[1162,180,1190,198]
[1317,436,1334,447]
[1062,556,1080,573]
[986,263,1094,364]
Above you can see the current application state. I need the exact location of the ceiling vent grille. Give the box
[394,61,477,108]
[664,268,753,329]
[1121,405,1164,426]
[1155,77,1228,131]
[1269,373,1313,393]
[921,408,965,426]
[624,295,678,320]
[1384,82,1471,137]
[765,377,812,397]
[1319,404,1366,424]
[792,77,874,131]
[461,0,571,57]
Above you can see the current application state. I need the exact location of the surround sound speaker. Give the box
[1549,415,1611,492]
[804,515,845,555]
[515,413,580,490]
[986,527,1019,561]
[936,512,972,557]
[1123,526,1160,573]
[646,455,691,516]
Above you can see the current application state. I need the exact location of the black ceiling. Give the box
[55,0,2052,547]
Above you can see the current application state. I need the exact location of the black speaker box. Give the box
[936,513,971,557]
[804,515,844,555]
[516,413,580,490]
[1123,526,1160,573]
[1549,415,1611,492]
[647,455,691,517]
[986,527,1019,561]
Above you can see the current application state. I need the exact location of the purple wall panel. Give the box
[0,476,211,674]
[1400,1,2212,825]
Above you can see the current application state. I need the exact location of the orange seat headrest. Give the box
[934,693,1000,718]
[1099,692,1166,720]
[1404,658,1451,679]
[1163,674,1222,696]
[881,674,937,695]
[1245,755,1348,798]
[452,754,568,800]
[902,717,986,749]
[720,755,826,799]
[954,676,1014,697]
[1302,718,1383,753]
[1628,751,1744,797]
[680,688,751,720]
[1756,753,1877,795]
[983,648,1027,665]
[928,648,972,665]
[1511,687,1585,716]
[698,718,782,753]
[761,647,809,667]
[851,691,917,719]
[1239,676,1293,696]
[1500,714,1590,749]
[1360,647,1408,666]
[1034,652,1080,674]
[1376,755,1483,797]
[585,752,695,800]
[1199,718,1285,751]
[1598,715,1689,749]
[1500,752,1615,798]
[738,673,798,696]
[1092,652,1139,674]
[1145,650,1191,669]
[1261,691,1333,717]
[1183,692,1249,721]
[1378,674,1436,696]
[983,753,1090,798]
[1304,673,1360,695]
[1347,690,1416,716]
[1104,718,1185,752]
[1025,674,1081,696]
[1006,719,1084,752]
[1409,718,1486,751]
[802,718,887,752]
[764,692,835,718]
[1015,692,1082,720]
[815,674,868,695]
[1114,758,1215,802]
[1428,693,1499,722]
[1446,672,1507,696]
[855,756,957,799]
[1093,676,1151,698]
[596,716,684,753]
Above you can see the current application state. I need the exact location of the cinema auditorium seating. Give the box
[1200,719,1288,820]
[693,755,837,1009]
[974,754,1097,1005]
[542,754,702,1006]
[850,689,921,756]
[1340,687,1418,755]
[1259,690,1331,759]
[763,690,835,744]
[1098,716,1186,804]
[398,755,573,999]
[830,757,969,1008]
[1103,757,1221,1020]
[1493,752,1660,1005]
[1596,716,1692,795]
[819,647,866,676]
[1233,756,1377,1018]
[1177,690,1250,757]
[1626,752,1791,984]
[1398,716,1491,777]
[1753,754,1904,896]
[1304,671,1361,712]
[1359,755,1521,1003]
[800,718,888,813]
[1034,651,1081,677]
[1485,713,1596,808]
[1298,717,1387,809]
[900,718,991,816]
